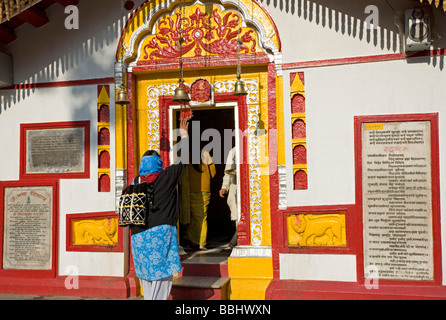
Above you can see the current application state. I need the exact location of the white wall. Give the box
[280,254,357,282]
[264,0,446,63]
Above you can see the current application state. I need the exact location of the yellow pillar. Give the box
[276,74,285,166]
[227,256,273,300]
[115,101,127,170]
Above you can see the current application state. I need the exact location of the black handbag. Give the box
[118,176,154,227]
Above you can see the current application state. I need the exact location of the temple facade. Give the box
[0,0,446,299]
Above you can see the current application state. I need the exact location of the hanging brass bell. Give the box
[233,79,248,96]
[172,85,190,102]
[116,88,131,105]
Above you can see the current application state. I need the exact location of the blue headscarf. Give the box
[138,155,163,176]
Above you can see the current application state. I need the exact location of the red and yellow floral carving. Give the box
[140,5,262,60]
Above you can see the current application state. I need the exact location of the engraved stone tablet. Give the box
[362,121,433,281]
[26,127,85,174]
[3,186,53,270]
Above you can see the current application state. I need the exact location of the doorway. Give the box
[173,106,237,248]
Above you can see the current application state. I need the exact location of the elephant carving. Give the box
[288,214,346,247]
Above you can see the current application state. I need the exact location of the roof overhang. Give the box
[0,0,79,45]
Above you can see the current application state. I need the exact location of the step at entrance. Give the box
[171,275,230,300]
[170,244,231,300]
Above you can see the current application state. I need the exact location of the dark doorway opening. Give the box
[175,107,236,247]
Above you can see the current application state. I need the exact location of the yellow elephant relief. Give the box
[72,218,118,246]
[287,214,346,247]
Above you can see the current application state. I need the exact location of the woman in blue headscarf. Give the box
[129,118,189,300]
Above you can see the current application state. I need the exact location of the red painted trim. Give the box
[267,63,281,278]
[283,49,446,70]
[279,205,358,255]
[157,92,251,246]
[0,180,58,279]
[354,113,441,287]
[0,274,136,299]
[66,211,123,253]
[20,121,90,180]
[266,279,446,300]
[0,77,115,91]
[235,94,251,246]
[132,53,270,73]
[158,96,171,167]
[126,73,137,186]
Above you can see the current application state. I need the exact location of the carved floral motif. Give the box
[142,5,260,60]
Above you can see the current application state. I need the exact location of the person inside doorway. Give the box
[180,148,216,250]
[219,146,238,248]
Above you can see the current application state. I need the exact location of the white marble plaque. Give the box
[26,127,85,174]
[362,121,433,281]
[3,186,53,270]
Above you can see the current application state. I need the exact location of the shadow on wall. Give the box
[260,0,445,67]
[0,0,144,114]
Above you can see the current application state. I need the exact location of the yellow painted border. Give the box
[115,103,127,170]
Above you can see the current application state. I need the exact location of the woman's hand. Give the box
[179,117,190,139]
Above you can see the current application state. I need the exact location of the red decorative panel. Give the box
[98,174,110,193]
[294,170,308,190]
[293,145,307,164]
[142,6,259,60]
[290,72,308,191]
[99,150,110,169]
[191,79,212,103]
[97,85,111,193]
[292,119,306,139]
[98,105,110,123]
[98,128,110,146]
[291,94,305,113]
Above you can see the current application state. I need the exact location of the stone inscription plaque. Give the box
[3,186,53,270]
[26,127,85,174]
[362,121,433,281]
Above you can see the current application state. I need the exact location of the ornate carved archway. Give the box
[117,0,281,66]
